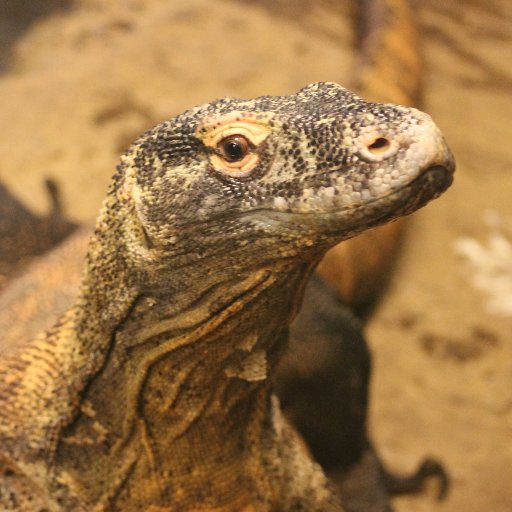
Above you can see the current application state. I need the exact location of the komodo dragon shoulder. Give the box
[0,81,454,510]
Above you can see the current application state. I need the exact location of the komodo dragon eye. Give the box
[198,112,272,177]
[217,135,251,162]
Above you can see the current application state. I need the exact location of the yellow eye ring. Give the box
[196,112,273,176]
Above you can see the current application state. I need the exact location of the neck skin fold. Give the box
[55,247,317,509]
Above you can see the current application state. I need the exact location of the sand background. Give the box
[0,0,511,510]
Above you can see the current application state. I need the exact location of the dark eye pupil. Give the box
[225,141,244,160]
[219,135,249,162]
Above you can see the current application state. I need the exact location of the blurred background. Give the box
[0,0,511,510]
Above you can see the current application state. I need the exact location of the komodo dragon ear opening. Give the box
[196,111,274,177]
[117,169,168,262]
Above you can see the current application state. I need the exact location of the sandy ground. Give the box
[0,0,511,510]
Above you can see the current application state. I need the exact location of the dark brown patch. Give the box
[398,312,419,330]
[93,96,153,126]
[420,326,500,362]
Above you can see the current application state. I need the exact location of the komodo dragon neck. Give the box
[55,228,326,509]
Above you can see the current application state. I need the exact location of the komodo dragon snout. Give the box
[121,82,454,269]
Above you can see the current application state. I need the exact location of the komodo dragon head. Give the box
[113,81,453,279]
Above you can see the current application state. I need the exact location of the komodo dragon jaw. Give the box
[121,82,453,268]
[0,82,454,511]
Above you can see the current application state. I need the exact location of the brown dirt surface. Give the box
[0,0,511,510]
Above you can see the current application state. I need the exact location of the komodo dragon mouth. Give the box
[349,160,455,222]
[391,162,454,215]
[262,160,454,218]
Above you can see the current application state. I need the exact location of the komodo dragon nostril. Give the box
[367,137,391,153]
[356,132,398,162]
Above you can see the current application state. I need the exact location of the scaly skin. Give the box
[0,82,453,510]
[0,1,446,509]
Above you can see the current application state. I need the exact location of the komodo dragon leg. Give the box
[277,275,448,512]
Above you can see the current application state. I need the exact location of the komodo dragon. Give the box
[0,1,450,510]
[0,79,454,510]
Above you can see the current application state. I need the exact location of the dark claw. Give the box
[382,457,450,501]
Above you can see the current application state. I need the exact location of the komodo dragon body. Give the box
[0,80,454,510]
